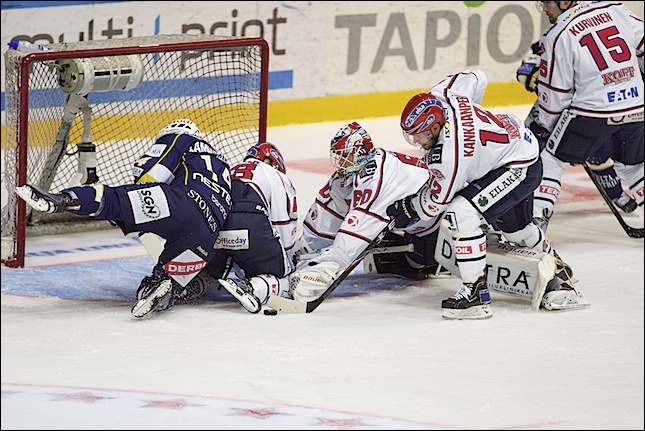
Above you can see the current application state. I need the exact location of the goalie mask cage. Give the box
[2,34,269,268]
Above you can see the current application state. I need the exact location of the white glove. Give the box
[292,261,340,302]
[291,248,351,301]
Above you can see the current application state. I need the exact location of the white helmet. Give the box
[156,119,203,140]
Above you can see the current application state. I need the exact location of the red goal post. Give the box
[1,34,269,268]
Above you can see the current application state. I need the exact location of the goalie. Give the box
[289,122,443,304]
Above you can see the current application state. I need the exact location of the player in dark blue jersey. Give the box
[16,119,232,318]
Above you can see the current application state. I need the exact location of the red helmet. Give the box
[245,142,286,174]
[330,122,375,185]
[400,93,445,146]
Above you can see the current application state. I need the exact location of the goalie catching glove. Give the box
[516,54,540,93]
[292,248,352,302]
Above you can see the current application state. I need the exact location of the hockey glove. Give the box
[387,195,419,228]
[516,54,540,93]
[292,248,351,301]
[292,261,339,302]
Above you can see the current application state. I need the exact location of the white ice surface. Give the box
[2,106,643,430]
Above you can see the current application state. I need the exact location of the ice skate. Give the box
[441,275,493,320]
[175,272,212,304]
[131,279,176,318]
[613,191,637,213]
[132,264,179,318]
[218,278,262,314]
[553,250,574,281]
[15,184,80,214]
[541,277,591,311]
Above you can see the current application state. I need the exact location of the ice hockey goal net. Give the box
[2,34,269,267]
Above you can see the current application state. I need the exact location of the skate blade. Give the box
[441,304,493,320]
[131,280,172,318]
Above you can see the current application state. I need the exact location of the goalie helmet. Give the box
[245,142,287,174]
[330,122,375,187]
[156,119,203,140]
[400,93,445,147]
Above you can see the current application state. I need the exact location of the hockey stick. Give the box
[297,243,413,261]
[266,218,398,314]
[583,163,643,238]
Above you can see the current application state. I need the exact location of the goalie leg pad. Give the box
[485,240,557,311]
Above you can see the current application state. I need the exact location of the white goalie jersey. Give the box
[301,148,439,263]
[536,1,644,131]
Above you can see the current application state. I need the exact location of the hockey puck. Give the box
[264,309,278,316]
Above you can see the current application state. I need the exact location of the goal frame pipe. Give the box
[3,37,270,268]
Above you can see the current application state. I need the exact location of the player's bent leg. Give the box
[485,238,589,311]
[533,151,567,232]
[436,197,492,319]
[587,148,638,213]
[502,222,574,282]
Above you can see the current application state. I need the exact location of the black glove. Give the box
[529,121,551,152]
[387,195,419,228]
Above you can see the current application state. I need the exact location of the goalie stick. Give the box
[297,242,413,261]
[583,163,643,239]
[266,218,398,314]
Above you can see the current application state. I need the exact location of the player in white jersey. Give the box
[387,68,585,320]
[189,142,300,313]
[528,1,644,226]
[518,43,637,221]
[290,122,444,302]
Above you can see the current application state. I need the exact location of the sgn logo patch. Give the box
[128,186,170,225]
